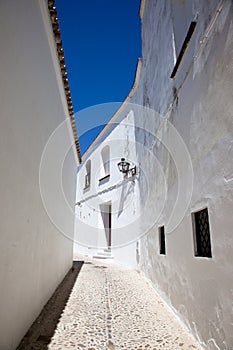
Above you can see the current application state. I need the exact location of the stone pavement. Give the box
[17,257,203,350]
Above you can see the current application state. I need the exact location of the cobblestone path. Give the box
[17,258,202,350]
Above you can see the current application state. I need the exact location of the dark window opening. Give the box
[84,159,91,190]
[170,21,197,78]
[159,226,166,255]
[192,208,212,258]
[84,173,90,189]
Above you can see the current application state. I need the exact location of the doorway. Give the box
[100,202,112,249]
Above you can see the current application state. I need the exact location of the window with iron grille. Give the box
[192,208,212,258]
[159,226,166,255]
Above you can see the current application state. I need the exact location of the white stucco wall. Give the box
[0,1,78,349]
[75,0,233,348]
[74,110,139,268]
[134,1,233,349]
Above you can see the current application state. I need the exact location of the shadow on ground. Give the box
[16,260,84,350]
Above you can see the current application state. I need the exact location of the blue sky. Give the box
[56,0,141,154]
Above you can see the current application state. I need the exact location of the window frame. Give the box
[192,207,212,258]
[99,145,110,185]
[158,225,166,255]
[84,159,91,190]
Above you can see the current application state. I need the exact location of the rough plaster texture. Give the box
[0,1,78,349]
[134,1,233,349]
[75,0,233,348]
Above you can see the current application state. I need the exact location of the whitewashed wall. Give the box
[74,111,139,268]
[75,0,233,348]
[0,1,78,349]
[133,1,233,349]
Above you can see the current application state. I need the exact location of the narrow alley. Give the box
[1,1,233,349]
[18,257,202,350]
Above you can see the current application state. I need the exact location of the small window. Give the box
[192,208,212,258]
[84,160,91,189]
[170,21,197,78]
[101,145,110,175]
[99,145,110,184]
[159,226,166,255]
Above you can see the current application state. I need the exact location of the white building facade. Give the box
[75,1,233,349]
[74,102,141,268]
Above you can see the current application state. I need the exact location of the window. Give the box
[84,160,91,189]
[99,145,110,184]
[192,208,212,258]
[170,0,197,78]
[159,226,166,255]
[170,21,197,78]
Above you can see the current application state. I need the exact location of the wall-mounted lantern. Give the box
[117,158,137,178]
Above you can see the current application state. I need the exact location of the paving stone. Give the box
[17,257,203,350]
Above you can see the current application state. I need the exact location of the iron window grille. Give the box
[192,208,212,258]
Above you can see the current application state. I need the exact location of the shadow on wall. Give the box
[16,261,84,350]
[117,180,135,218]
